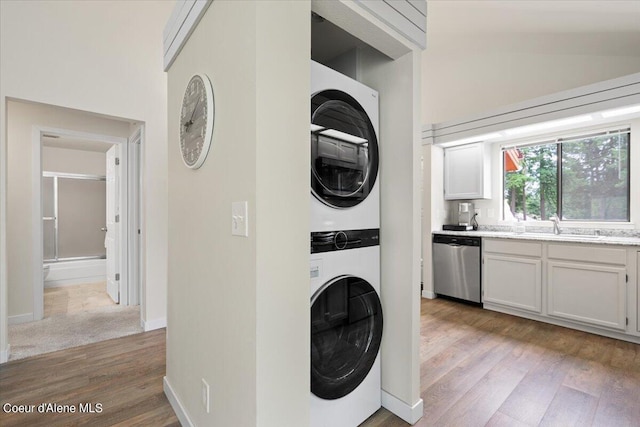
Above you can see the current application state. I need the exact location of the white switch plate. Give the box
[201,378,210,413]
[487,208,495,218]
[232,201,248,237]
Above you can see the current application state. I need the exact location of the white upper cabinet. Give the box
[444,143,491,200]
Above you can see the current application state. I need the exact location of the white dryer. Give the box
[310,61,380,232]
[310,229,382,427]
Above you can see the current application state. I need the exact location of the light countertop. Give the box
[433,230,640,247]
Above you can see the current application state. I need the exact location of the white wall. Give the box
[165,1,309,426]
[43,146,107,175]
[6,100,129,320]
[422,50,640,126]
[358,49,423,411]
[0,0,173,358]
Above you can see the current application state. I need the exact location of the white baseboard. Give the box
[164,376,195,427]
[45,276,106,288]
[0,344,10,363]
[421,290,436,299]
[9,313,34,325]
[381,390,424,425]
[143,317,167,332]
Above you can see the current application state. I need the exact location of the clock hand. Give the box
[183,98,201,132]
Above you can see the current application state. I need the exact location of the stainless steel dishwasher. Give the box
[432,234,481,303]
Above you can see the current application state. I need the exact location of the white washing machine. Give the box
[310,229,382,427]
[310,61,380,232]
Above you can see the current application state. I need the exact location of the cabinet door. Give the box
[548,261,626,330]
[444,143,488,200]
[484,254,542,313]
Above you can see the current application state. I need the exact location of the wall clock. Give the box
[180,73,215,169]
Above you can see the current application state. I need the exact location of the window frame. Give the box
[502,127,631,223]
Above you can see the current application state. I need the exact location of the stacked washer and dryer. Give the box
[309,61,383,427]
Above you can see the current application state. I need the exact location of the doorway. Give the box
[3,99,147,362]
[32,127,140,319]
[8,125,143,360]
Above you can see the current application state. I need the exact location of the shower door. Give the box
[42,174,107,261]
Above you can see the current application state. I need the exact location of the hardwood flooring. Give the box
[0,329,178,427]
[1,298,639,426]
[362,298,640,427]
[44,282,115,317]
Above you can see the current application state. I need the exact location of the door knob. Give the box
[101,227,108,232]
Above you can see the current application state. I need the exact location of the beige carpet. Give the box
[8,304,143,361]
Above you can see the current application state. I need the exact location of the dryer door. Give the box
[311,90,379,209]
[311,275,383,400]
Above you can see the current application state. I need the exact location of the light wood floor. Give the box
[44,282,115,317]
[0,329,178,427]
[2,298,639,426]
[362,298,640,427]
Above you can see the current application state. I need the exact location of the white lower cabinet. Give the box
[484,254,542,313]
[482,239,635,340]
[547,261,627,330]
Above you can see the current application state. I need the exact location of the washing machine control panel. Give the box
[310,228,379,254]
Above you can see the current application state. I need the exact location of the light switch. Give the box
[232,201,248,237]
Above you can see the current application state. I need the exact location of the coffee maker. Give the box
[442,202,477,231]
[458,202,474,226]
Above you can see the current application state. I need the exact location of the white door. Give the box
[106,145,120,303]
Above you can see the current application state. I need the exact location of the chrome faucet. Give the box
[551,216,561,235]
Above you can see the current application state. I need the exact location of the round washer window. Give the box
[310,275,383,400]
[311,90,378,209]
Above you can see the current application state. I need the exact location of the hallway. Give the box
[8,282,141,361]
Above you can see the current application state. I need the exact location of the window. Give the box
[503,128,630,222]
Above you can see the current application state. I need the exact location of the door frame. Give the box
[31,126,139,320]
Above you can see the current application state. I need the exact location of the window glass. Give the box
[503,129,629,222]
[560,133,629,221]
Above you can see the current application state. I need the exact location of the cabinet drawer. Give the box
[548,244,626,266]
[484,239,542,258]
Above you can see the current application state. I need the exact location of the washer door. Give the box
[311,275,383,400]
[311,90,379,209]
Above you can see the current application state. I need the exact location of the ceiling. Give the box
[428,0,640,34]
[427,0,640,55]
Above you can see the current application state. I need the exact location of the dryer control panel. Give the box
[310,228,379,254]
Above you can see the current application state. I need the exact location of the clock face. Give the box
[180,74,215,169]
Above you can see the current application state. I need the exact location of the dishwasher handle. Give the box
[433,234,481,247]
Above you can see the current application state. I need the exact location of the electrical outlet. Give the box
[201,379,210,413]
[474,208,481,217]
[487,208,495,218]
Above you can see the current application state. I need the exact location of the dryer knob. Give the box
[334,231,348,250]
